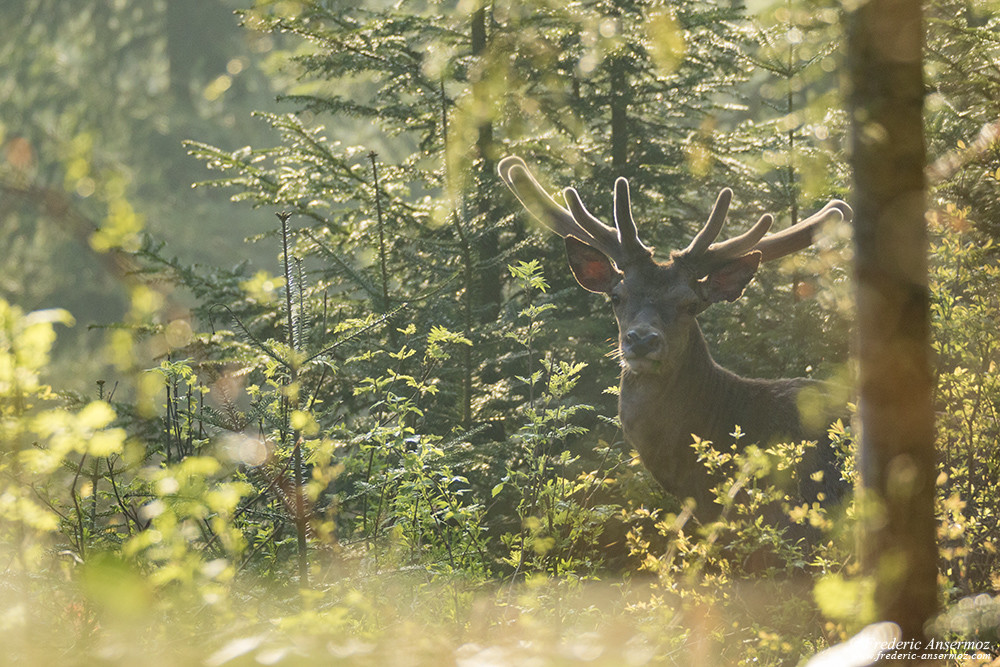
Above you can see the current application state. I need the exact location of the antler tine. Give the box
[498,156,581,238]
[703,213,774,263]
[682,188,733,258]
[562,187,625,264]
[755,200,852,264]
[614,178,653,263]
[499,156,625,265]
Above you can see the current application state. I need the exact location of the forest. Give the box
[2,0,1000,665]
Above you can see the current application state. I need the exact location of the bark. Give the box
[847,0,938,652]
[610,58,629,172]
[471,3,502,322]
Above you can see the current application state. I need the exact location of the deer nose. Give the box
[624,329,661,357]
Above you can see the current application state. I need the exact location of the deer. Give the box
[498,155,852,519]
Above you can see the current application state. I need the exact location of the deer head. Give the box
[497,156,852,377]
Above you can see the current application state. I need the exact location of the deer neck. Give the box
[618,322,767,485]
[618,320,822,504]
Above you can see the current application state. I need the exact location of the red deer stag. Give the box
[498,156,851,516]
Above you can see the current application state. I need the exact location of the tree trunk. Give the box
[471,3,502,323]
[847,0,937,652]
[610,58,629,172]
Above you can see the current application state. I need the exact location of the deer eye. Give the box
[610,292,622,307]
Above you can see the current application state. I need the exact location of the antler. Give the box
[497,156,652,267]
[676,190,853,274]
[499,155,854,274]
[755,200,853,262]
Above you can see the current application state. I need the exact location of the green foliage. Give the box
[613,427,860,664]
[0,0,291,391]
[494,263,613,578]
[6,0,1000,664]
[922,4,1000,635]
[928,209,1000,599]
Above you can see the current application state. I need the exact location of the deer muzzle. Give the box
[622,327,664,372]
[624,329,660,356]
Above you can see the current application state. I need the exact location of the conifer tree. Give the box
[189,0,775,431]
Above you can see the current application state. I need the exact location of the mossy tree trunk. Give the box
[847,0,938,650]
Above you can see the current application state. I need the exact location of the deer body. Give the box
[498,156,850,515]
[620,322,834,511]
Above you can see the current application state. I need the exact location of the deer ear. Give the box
[703,251,761,303]
[565,236,620,293]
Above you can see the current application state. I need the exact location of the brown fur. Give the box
[498,156,851,517]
